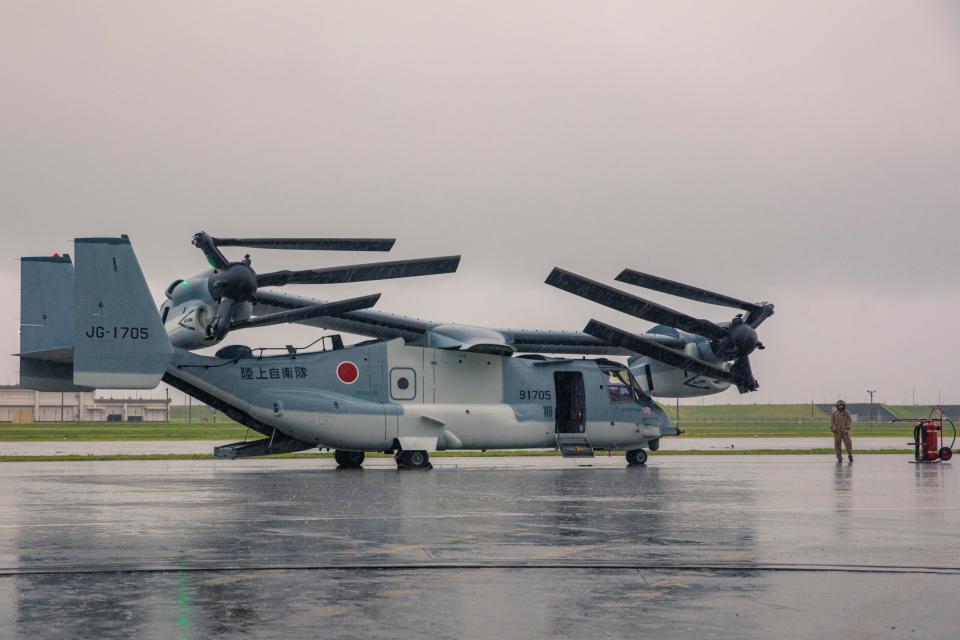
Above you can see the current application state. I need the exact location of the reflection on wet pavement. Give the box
[0,456,956,638]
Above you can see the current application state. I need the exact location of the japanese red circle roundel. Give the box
[336,361,359,384]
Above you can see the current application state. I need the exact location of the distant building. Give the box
[816,403,897,423]
[0,387,170,423]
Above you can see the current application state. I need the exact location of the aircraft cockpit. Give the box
[599,363,646,403]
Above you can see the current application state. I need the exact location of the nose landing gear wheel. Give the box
[395,450,432,470]
[334,450,365,468]
[626,448,648,466]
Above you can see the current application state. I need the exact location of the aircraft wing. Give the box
[252,290,686,355]
[252,290,432,343]
[498,328,685,355]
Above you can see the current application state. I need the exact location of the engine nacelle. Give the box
[628,336,731,398]
[160,299,255,350]
[162,299,216,350]
[160,272,254,351]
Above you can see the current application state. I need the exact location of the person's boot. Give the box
[836,455,842,463]
[848,454,853,463]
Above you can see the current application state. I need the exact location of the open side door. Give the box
[553,371,593,457]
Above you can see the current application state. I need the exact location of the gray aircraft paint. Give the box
[168,337,671,452]
[19,235,680,457]
[18,255,85,391]
[72,236,173,389]
[20,255,74,354]
[160,272,254,350]
[251,289,731,398]
[159,272,733,398]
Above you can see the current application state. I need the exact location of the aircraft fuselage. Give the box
[167,338,675,453]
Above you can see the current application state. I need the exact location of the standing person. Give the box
[831,400,853,463]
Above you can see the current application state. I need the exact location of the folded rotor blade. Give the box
[207,296,237,340]
[616,269,765,314]
[230,294,381,330]
[212,237,396,252]
[193,232,231,269]
[744,303,775,329]
[730,356,759,393]
[583,320,741,385]
[546,268,728,341]
[257,256,461,287]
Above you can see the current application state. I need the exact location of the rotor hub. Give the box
[727,323,759,357]
[208,263,258,302]
[183,230,459,345]
[546,266,773,395]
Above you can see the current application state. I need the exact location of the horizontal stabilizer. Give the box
[19,356,90,392]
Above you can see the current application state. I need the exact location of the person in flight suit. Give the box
[831,400,853,463]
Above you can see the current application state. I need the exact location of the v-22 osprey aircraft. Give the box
[17,233,774,469]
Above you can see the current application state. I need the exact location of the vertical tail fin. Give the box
[18,255,84,390]
[20,255,74,354]
[71,236,173,389]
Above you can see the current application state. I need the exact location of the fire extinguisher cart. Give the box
[892,408,956,464]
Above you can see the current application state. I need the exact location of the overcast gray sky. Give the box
[2,2,959,405]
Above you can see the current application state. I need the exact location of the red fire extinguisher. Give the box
[898,408,956,464]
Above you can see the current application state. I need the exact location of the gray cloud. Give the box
[2,1,959,405]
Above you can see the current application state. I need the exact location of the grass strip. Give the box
[0,449,912,462]
[0,423,910,441]
[0,422,250,442]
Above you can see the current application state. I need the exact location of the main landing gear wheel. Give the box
[395,450,432,470]
[334,450,365,469]
[626,449,648,466]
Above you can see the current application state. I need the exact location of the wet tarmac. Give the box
[0,456,957,638]
[0,436,909,456]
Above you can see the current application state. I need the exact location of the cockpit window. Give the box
[603,368,639,402]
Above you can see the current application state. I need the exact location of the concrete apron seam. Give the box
[1,561,957,577]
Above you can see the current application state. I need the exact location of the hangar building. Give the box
[0,386,170,422]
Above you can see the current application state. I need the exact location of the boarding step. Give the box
[214,432,315,459]
[556,434,594,458]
